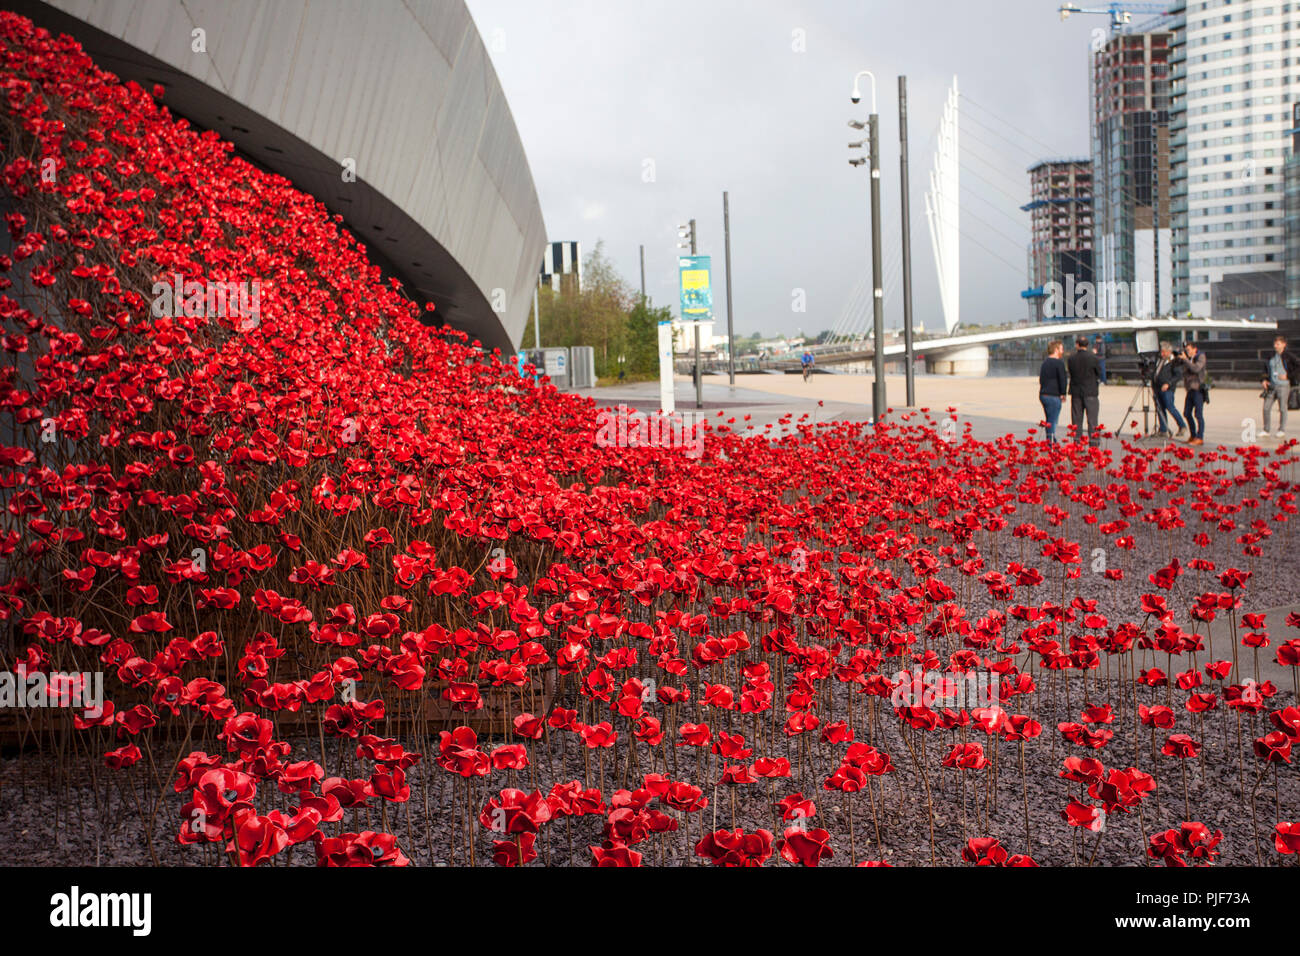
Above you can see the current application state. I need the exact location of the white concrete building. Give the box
[673,321,716,353]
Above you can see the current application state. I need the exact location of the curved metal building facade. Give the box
[13,0,546,352]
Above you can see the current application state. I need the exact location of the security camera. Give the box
[851,92,861,104]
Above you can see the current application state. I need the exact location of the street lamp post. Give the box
[723,191,736,389]
[677,219,702,409]
[898,75,916,409]
[849,70,886,424]
[533,284,541,351]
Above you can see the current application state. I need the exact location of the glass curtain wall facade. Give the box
[1092,30,1172,317]
[1169,0,1298,318]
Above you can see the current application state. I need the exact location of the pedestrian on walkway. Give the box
[1066,336,1102,446]
[1259,334,1298,438]
[1178,340,1207,445]
[1094,334,1108,384]
[1038,339,1067,444]
[1152,340,1186,438]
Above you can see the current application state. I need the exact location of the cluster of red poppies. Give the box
[2,13,1298,866]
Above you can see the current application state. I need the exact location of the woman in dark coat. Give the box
[1038,340,1067,444]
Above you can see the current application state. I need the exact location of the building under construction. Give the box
[1091,28,1171,318]
[1022,159,1094,321]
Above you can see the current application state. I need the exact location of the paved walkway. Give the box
[573,372,1295,447]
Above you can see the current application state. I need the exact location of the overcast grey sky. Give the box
[467,0,1112,338]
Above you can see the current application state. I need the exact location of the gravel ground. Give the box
[2,672,1295,868]
[3,450,1299,867]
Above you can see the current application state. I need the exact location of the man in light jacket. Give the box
[1260,335,1299,438]
[1178,341,1207,446]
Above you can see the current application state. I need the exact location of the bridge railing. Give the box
[679,316,1282,372]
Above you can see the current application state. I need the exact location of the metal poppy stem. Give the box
[848,797,856,866]
[866,773,883,860]
[1249,763,1270,866]
[1086,820,1106,866]
[900,725,936,866]
[1019,741,1031,853]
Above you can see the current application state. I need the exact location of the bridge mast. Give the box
[925,76,960,334]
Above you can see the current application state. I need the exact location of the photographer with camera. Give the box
[1150,340,1186,439]
[1177,340,1207,446]
[1259,334,1298,438]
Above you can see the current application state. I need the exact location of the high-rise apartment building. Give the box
[1286,104,1299,315]
[1092,29,1173,317]
[1022,159,1094,321]
[539,241,582,294]
[1168,0,1298,319]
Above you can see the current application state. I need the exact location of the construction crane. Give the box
[1059,2,1171,34]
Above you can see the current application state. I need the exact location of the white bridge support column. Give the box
[926,344,988,376]
[925,76,960,335]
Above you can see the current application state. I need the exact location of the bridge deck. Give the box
[759,317,1279,369]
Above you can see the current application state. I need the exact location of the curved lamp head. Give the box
[851,70,877,112]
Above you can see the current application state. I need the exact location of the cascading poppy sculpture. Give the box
[0,11,1297,867]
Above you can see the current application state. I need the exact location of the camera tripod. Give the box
[1115,373,1155,439]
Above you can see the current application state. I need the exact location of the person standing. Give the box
[1259,334,1298,438]
[1066,336,1102,446]
[1038,340,1067,444]
[1093,334,1108,384]
[1152,340,1186,438]
[1179,340,1207,445]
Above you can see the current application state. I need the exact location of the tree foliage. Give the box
[518,241,666,381]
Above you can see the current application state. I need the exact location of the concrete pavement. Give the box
[572,372,1296,448]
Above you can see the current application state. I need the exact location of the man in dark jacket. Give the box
[1066,336,1102,446]
[1151,340,1186,438]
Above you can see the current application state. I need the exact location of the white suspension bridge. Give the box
[776,74,1286,377]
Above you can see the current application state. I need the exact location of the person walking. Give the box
[1259,334,1298,438]
[1066,336,1102,446]
[1179,340,1207,445]
[1094,334,1108,385]
[1038,340,1067,444]
[1152,340,1186,438]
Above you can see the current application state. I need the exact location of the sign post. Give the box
[658,316,675,414]
[678,253,713,411]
